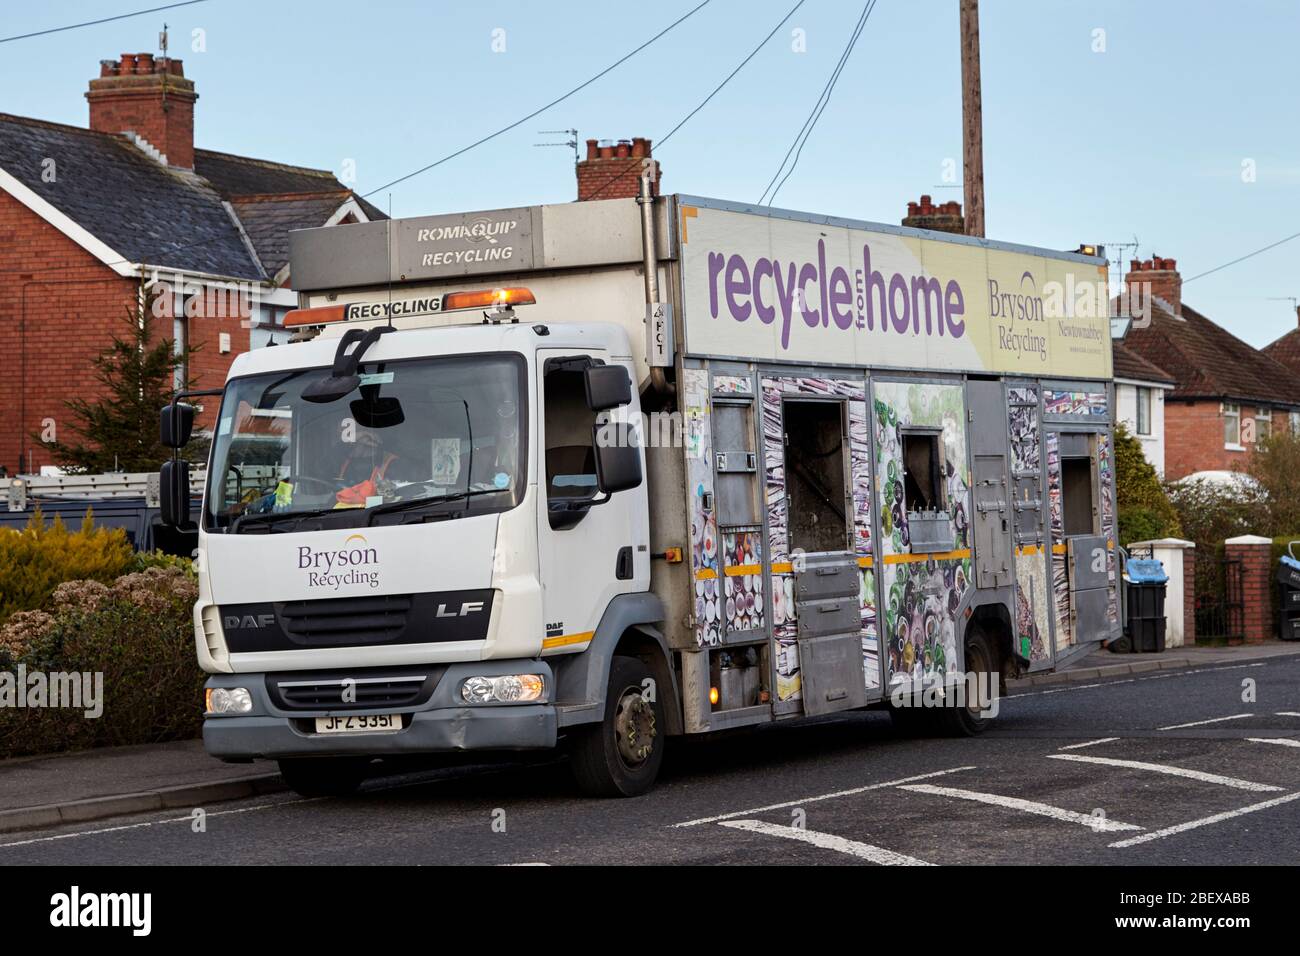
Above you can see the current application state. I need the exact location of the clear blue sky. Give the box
[4,0,1298,346]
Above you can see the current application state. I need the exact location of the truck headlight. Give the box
[206,687,253,714]
[461,674,544,704]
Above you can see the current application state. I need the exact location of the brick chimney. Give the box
[902,195,965,235]
[87,53,197,169]
[576,137,659,201]
[1124,256,1182,317]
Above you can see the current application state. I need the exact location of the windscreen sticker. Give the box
[431,438,462,484]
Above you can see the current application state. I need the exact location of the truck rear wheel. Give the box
[933,627,998,737]
[569,656,664,797]
[277,757,369,797]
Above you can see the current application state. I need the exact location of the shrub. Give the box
[0,565,203,758]
[0,509,135,628]
[1249,430,1300,533]
[1168,476,1263,615]
[1114,423,1182,545]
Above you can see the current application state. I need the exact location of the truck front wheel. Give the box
[569,656,665,797]
[277,756,369,797]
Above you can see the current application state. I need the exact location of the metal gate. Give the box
[1195,555,1244,643]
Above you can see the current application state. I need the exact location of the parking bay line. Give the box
[1158,713,1253,731]
[1058,737,1120,750]
[1047,754,1283,792]
[717,819,933,865]
[1247,737,1300,749]
[899,783,1142,832]
[1110,791,1300,848]
[670,766,976,828]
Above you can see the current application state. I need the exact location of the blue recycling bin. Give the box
[1125,558,1168,653]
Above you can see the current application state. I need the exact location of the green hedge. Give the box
[0,510,136,628]
[0,566,203,758]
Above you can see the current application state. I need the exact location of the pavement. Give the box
[0,741,282,833]
[1,639,1298,850]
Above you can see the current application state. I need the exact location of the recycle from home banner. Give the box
[680,202,1112,379]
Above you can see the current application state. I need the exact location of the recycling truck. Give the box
[159,184,1119,797]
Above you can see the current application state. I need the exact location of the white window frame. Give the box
[1136,386,1152,436]
[1256,407,1272,442]
[1223,402,1242,450]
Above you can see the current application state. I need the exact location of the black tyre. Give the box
[569,656,665,797]
[933,627,999,737]
[277,757,369,797]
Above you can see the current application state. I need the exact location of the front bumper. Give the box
[203,660,557,760]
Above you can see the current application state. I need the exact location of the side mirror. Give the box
[160,403,196,448]
[592,422,643,494]
[584,364,632,412]
[160,459,192,528]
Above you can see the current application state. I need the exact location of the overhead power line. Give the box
[362,0,713,198]
[1183,230,1300,284]
[579,0,808,205]
[761,0,877,206]
[0,1,210,44]
[657,0,807,150]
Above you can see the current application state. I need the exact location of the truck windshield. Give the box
[205,353,526,532]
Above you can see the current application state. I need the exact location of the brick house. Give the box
[0,52,383,475]
[1117,257,1300,481]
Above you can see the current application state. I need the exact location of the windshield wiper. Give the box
[366,487,507,525]
[228,506,339,534]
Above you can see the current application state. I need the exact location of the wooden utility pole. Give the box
[960,0,985,238]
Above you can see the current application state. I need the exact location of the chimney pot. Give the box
[1124,255,1182,316]
[576,134,661,201]
[89,52,197,168]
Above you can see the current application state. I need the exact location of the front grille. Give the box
[268,669,437,711]
[219,590,494,653]
[279,594,413,647]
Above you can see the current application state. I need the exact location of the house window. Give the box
[1136,387,1152,436]
[1224,403,1241,448]
[1290,411,1300,436]
[1256,408,1272,442]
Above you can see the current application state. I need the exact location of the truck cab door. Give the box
[535,350,646,653]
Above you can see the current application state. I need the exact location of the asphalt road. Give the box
[3,655,1299,866]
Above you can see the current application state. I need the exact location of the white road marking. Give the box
[1247,737,1300,749]
[1047,753,1283,792]
[718,819,932,865]
[900,783,1142,832]
[1277,712,1300,718]
[1158,713,1253,731]
[1110,791,1300,848]
[670,766,975,828]
[0,795,321,850]
[1058,737,1120,750]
